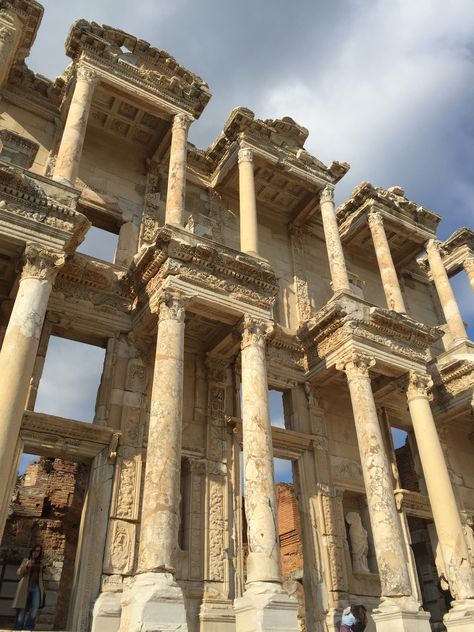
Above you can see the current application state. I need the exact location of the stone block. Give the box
[372,610,432,632]
[234,584,299,632]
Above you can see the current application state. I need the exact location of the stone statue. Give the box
[346,511,370,573]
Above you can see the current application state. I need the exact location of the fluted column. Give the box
[406,372,474,606]
[0,9,22,90]
[138,293,186,574]
[426,239,467,343]
[320,185,351,293]
[240,315,280,585]
[464,256,474,294]
[338,353,421,614]
[165,113,191,226]
[238,147,259,256]
[0,245,64,536]
[368,211,406,312]
[53,66,98,186]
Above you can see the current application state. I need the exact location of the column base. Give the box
[372,598,431,632]
[199,599,235,631]
[119,572,188,632]
[91,592,121,632]
[234,582,299,632]
[444,599,474,631]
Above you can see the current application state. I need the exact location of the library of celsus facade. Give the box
[0,2,473,631]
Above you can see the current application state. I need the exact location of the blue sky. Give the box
[19,1,473,473]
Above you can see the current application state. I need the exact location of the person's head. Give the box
[29,545,43,561]
[351,604,367,627]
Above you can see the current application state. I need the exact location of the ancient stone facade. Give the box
[0,3,473,631]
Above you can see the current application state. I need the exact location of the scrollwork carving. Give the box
[21,244,65,282]
[238,147,253,164]
[239,313,273,350]
[320,184,334,204]
[157,292,186,323]
[405,370,433,401]
[336,352,375,380]
[172,112,192,132]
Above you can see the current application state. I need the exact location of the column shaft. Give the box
[138,294,185,574]
[339,354,413,601]
[426,240,467,342]
[165,113,191,226]
[368,211,406,312]
[53,66,97,186]
[464,256,474,294]
[320,186,350,293]
[238,148,259,256]
[0,245,64,536]
[406,372,474,600]
[240,315,280,585]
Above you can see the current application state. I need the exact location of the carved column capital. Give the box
[367,210,384,228]
[172,112,192,132]
[239,313,273,350]
[320,184,335,204]
[21,244,65,282]
[405,370,433,401]
[156,291,187,323]
[464,256,474,273]
[76,64,99,84]
[336,352,375,379]
[426,238,443,255]
[238,146,253,164]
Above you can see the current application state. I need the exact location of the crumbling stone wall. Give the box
[0,457,88,630]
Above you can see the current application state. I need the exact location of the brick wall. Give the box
[0,457,88,630]
[276,483,303,578]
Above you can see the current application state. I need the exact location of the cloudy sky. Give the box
[22,1,473,475]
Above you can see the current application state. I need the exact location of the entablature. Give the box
[422,227,474,277]
[299,293,442,379]
[0,161,89,251]
[130,225,279,329]
[338,182,441,267]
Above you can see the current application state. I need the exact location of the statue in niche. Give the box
[346,511,370,573]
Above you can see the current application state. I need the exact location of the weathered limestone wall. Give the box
[0,103,54,175]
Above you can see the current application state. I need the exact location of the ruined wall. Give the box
[0,458,88,630]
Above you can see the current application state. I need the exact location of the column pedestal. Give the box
[444,600,474,631]
[372,609,431,632]
[119,573,187,632]
[234,583,299,632]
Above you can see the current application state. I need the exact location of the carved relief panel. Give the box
[110,454,142,521]
[103,519,136,575]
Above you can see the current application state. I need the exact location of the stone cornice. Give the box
[430,357,474,404]
[130,225,279,317]
[337,181,441,236]
[204,107,349,188]
[64,20,211,118]
[298,293,443,371]
[0,0,43,65]
[0,162,90,250]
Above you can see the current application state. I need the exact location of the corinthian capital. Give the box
[320,184,335,204]
[239,313,273,350]
[76,65,99,84]
[21,244,65,282]
[172,112,192,132]
[426,238,442,256]
[238,147,253,164]
[157,291,187,323]
[405,370,433,401]
[463,256,474,274]
[336,352,375,379]
[367,210,384,228]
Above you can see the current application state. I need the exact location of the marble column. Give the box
[53,65,98,187]
[426,239,467,343]
[119,293,188,632]
[0,9,22,90]
[320,185,351,294]
[234,315,298,631]
[463,256,474,294]
[238,147,259,256]
[368,211,406,313]
[338,354,430,630]
[165,113,191,226]
[405,372,474,630]
[0,244,64,537]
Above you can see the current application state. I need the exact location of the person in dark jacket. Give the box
[12,545,45,631]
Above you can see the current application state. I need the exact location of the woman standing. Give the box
[12,545,45,631]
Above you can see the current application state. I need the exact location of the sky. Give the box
[20,0,473,475]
